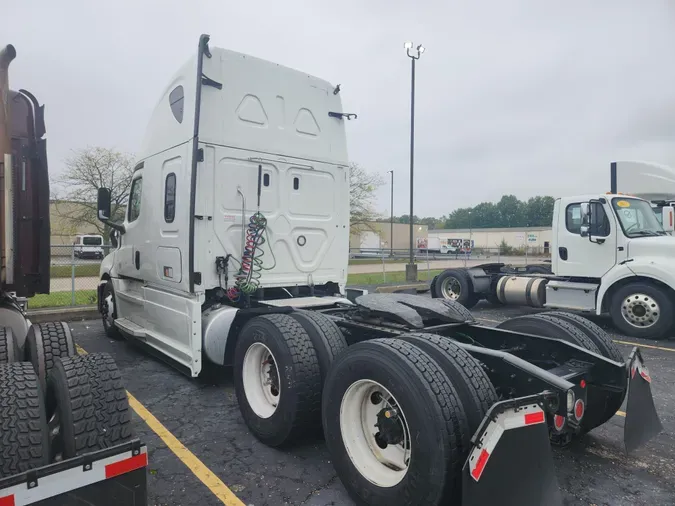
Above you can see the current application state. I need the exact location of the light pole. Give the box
[388,170,394,257]
[404,41,425,282]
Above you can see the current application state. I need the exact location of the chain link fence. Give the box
[26,245,115,310]
[27,245,552,309]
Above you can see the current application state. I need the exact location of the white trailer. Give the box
[432,170,675,339]
[94,34,661,506]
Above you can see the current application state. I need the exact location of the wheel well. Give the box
[600,276,675,313]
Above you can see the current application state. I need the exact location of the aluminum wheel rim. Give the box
[340,380,411,487]
[621,293,660,328]
[242,343,280,419]
[441,277,461,300]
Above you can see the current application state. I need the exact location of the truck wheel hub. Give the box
[622,293,660,328]
[339,380,411,487]
[441,277,461,300]
[242,343,280,419]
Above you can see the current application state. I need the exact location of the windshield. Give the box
[611,198,666,238]
[82,236,103,246]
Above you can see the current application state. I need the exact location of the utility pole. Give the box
[388,170,394,257]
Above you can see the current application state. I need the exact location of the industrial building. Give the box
[349,222,428,252]
[429,226,552,254]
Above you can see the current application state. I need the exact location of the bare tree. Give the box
[349,163,384,234]
[52,147,135,239]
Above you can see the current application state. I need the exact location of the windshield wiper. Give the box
[630,230,661,237]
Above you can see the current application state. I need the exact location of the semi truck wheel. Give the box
[610,282,674,340]
[47,353,132,460]
[430,275,439,298]
[289,310,347,384]
[25,322,76,394]
[322,339,467,506]
[543,312,623,363]
[0,362,50,477]
[497,314,601,354]
[397,332,497,436]
[234,314,322,446]
[0,327,20,364]
[497,314,624,431]
[432,268,479,308]
[101,282,123,340]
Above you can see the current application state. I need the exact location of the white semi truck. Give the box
[431,163,675,339]
[611,160,675,234]
[95,34,661,506]
[0,44,147,505]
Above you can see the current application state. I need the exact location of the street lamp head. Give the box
[404,41,413,49]
[417,44,425,54]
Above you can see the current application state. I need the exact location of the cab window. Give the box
[566,202,610,237]
[128,176,143,222]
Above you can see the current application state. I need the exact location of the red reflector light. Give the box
[105,453,148,479]
[0,495,15,506]
[574,399,585,420]
[524,411,545,425]
[471,448,490,481]
[580,380,586,389]
[554,414,565,430]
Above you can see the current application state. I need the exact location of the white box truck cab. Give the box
[432,183,675,339]
[95,35,662,506]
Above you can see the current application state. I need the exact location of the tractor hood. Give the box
[627,235,675,259]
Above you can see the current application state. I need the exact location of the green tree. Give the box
[525,196,555,226]
[52,147,134,240]
[496,195,526,227]
[349,163,384,234]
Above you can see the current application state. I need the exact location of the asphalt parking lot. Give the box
[70,303,675,506]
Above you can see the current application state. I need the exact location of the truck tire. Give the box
[288,310,348,384]
[497,314,601,354]
[0,327,20,364]
[543,311,623,363]
[609,282,674,340]
[47,354,132,459]
[432,268,479,308]
[0,362,50,477]
[233,314,322,447]
[322,339,467,506]
[430,275,439,298]
[440,298,476,323]
[25,322,76,394]
[497,314,623,432]
[397,332,497,436]
[101,282,123,340]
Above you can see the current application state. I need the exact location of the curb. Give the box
[27,305,99,323]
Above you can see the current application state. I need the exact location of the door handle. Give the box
[559,247,568,261]
[135,251,140,270]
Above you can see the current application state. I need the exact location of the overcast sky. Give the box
[5,1,675,218]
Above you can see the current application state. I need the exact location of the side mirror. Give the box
[98,187,111,221]
[579,202,591,237]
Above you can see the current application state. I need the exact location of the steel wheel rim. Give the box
[242,342,280,419]
[621,293,660,328]
[441,277,461,300]
[102,292,115,329]
[340,379,411,487]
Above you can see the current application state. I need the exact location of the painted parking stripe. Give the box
[613,340,675,353]
[76,345,245,506]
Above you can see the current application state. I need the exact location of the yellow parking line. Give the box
[76,345,245,506]
[616,410,626,417]
[613,340,675,353]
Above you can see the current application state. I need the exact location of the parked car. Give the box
[74,234,104,259]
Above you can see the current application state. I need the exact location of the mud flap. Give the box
[624,348,663,453]
[462,399,562,506]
